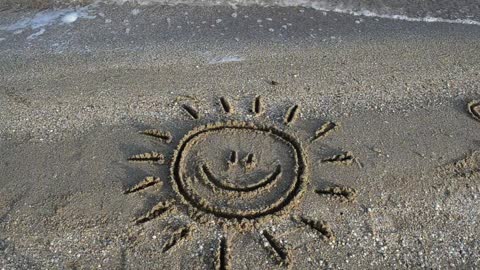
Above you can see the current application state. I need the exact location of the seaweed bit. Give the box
[270,80,279,86]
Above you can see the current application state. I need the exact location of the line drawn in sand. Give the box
[125,96,358,268]
[468,100,480,122]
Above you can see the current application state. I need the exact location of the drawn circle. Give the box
[171,121,307,220]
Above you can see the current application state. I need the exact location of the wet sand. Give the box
[1,2,480,269]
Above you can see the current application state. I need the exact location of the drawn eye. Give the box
[125,96,357,268]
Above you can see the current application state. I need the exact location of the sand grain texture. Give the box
[0,2,480,269]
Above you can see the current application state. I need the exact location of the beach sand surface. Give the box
[0,2,480,269]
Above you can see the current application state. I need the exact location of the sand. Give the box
[0,1,480,269]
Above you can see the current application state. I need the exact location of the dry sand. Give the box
[0,1,480,269]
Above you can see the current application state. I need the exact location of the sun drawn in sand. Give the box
[125,96,357,268]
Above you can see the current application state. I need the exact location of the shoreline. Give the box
[0,4,479,142]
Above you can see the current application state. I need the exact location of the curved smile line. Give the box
[199,163,282,192]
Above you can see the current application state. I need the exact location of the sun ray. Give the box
[252,96,264,116]
[468,100,480,121]
[295,216,335,241]
[215,234,232,270]
[261,230,291,267]
[128,152,165,164]
[321,151,355,165]
[141,129,173,143]
[315,186,357,202]
[124,176,162,194]
[220,97,233,114]
[182,104,200,120]
[135,200,173,224]
[311,121,338,142]
[162,225,192,253]
[284,105,300,125]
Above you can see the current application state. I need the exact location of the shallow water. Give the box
[106,0,480,22]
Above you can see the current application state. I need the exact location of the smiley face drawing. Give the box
[172,121,306,220]
[126,96,357,268]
